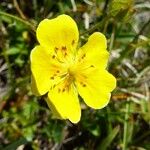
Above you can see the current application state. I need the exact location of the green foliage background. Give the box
[0,0,150,149]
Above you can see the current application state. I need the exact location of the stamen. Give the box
[80,82,86,87]
[64,52,67,56]
[72,40,75,45]
[62,88,65,92]
[90,65,94,68]
[82,54,86,59]
[50,76,54,80]
[80,65,95,71]
[56,70,60,73]
[52,55,55,59]
[62,46,67,50]
[80,82,83,85]
[58,88,61,93]
[83,84,86,87]
[55,47,58,51]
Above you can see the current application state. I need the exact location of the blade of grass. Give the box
[13,0,27,20]
[110,18,150,69]
[97,125,120,150]
[109,23,116,51]
[123,99,130,150]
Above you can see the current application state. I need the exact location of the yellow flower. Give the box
[30,14,116,123]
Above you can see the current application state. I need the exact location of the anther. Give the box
[80,82,83,85]
[62,88,65,92]
[72,40,75,45]
[58,88,61,93]
[62,46,67,50]
[54,47,58,51]
[56,70,60,73]
[52,55,55,59]
[83,84,86,87]
[90,65,94,67]
[50,76,54,80]
[82,54,86,59]
[64,52,67,56]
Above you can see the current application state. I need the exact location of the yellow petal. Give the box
[77,32,109,69]
[45,98,62,119]
[47,82,81,123]
[30,46,52,95]
[30,45,66,95]
[36,14,79,59]
[76,69,116,109]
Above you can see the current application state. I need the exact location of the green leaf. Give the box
[23,125,36,142]
[109,0,134,21]
[3,137,27,150]
[6,47,20,55]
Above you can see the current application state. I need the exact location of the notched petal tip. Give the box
[36,14,79,51]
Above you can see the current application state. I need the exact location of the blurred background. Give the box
[0,0,150,150]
